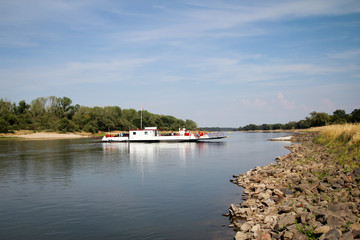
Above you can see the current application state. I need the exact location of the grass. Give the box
[296,224,318,240]
[312,124,360,169]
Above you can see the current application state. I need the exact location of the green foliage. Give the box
[0,97,198,133]
[351,108,360,123]
[296,224,317,240]
[0,117,9,133]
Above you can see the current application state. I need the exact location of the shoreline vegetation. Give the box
[227,124,360,240]
[0,96,198,134]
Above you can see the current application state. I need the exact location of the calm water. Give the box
[0,132,290,240]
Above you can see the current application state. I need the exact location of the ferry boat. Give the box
[102,127,227,142]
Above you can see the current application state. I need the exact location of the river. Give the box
[0,132,291,240]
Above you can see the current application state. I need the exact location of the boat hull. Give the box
[101,135,227,142]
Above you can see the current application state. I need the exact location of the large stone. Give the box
[350,223,360,238]
[256,233,271,240]
[262,198,275,207]
[278,205,292,214]
[325,228,341,239]
[313,225,331,235]
[275,215,296,230]
[341,231,354,240]
[234,231,248,240]
[326,214,346,229]
[282,231,294,240]
[241,222,252,232]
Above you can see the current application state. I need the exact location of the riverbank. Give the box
[0,130,91,140]
[227,129,360,239]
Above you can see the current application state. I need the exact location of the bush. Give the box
[82,122,97,133]
[0,118,9,133]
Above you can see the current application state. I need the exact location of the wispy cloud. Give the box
[0,57,157,90]
[329,49,360,59]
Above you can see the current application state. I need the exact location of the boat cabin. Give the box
[129,127,160,141]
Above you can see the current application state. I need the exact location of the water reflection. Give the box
[102,141,227,162]
[102,141,227,182]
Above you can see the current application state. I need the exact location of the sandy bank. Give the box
[1,131,90,140]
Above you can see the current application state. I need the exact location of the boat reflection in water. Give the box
[102,141,227,180]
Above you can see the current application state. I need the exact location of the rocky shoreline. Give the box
[226,132,360,240]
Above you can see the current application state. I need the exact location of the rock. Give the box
[234,231,248,240]
[278,205,292,214]
[297,212,310,224]
[275,215,296,230]
[350,223,360,238]
[313,225,331,235]
[292,231,308,240]
[280,187,294,196]
[317,182,328,192]
[273,189,284,197]
[341,231,354,240]
[262,199,275,207]
[282,230,294,240]
[256,233,271,240]
[325,228,341,239]
[264,215,277,227]
[326,214,346,229]
[241,222,252,232]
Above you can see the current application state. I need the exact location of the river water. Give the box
[0,132,291,240]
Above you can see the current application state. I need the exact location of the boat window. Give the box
[133,132,136,135]
[145,132,148,135]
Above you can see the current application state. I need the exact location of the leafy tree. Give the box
[331,109,348,124]
[185,119,197,130]
[295,120,310,129]
[17,100,30,114]
[351,109,360,123]
[308,111,331,127]
[0,117,9,133]
[30,97,47,117]
[57,118,76,133]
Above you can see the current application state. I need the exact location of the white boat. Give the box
[102,127,227,142]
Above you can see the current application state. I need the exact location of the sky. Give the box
[1,0,360,127]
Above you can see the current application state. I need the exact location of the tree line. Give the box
[0,96,198,133]
[236,109,360,131]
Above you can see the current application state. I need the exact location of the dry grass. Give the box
[311,124,360,146]
[311,124,360,169]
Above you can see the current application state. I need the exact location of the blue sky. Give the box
[1,0,360,127]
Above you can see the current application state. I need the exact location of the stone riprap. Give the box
[227,133,360,240]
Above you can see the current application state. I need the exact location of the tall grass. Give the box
[313,124,360,169]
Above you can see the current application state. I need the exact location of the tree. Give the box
[0,117,9,133]
[308,111,331,127]
[331,109,348,124]
[185,119,197,130]
[57,96,73,119]
[351,109,360,123]
[295,120,310,129]
[17,100,30,114]
[57,118,76,133]
[30,97,47,117]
